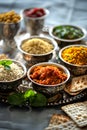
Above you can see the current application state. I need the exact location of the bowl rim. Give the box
[21,8,49,20]
[49,24,87,42]
[59,44,87,67]
[27,62,70,88]
[0,59,27,83]
[18,35,58,56]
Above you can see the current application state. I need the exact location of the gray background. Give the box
[0,0,87,28]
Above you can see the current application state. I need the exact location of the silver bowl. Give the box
[18,36,58,65]
[22,8,49,35]
[27,62,70,96]
[0,59,26,93]
[58,44,87,75]
[49,24,87,48]
[0,19,21,52]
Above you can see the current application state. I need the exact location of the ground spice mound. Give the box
[21,38,54,54]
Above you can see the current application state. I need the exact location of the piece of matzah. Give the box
[45,121,82,130]
[61,101,87,127]
[64,84,82,95]
[49,114,70,126]
[44,114,84,130]
[69,75,87,92]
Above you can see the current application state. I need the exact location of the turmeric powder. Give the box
[62,46,87,65]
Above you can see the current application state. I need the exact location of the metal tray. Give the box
[0,28,87,107]
[0,77,87,107]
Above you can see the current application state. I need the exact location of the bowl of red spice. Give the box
[22,7,49,35]
[27,62,70,96]
[58,44,87,75]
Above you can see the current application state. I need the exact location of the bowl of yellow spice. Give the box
[58,44,87,75]
[0,10,21,52]
[18,36,58,65]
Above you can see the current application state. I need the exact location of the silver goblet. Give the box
[22,8,49,36]
[0,20,21,53]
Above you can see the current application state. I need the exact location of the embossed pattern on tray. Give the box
[0,79,87,107]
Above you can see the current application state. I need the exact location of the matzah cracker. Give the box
[69,75,87,92]
[44,114,83,130]
[45,121,82,130]
[61,101,87,127]
[64,84,82,95]
[49,114,70,126]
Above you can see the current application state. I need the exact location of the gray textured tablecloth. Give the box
[0,0,87,130]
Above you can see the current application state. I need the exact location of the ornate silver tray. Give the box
[0,28,87,107]
[0,78,86,107]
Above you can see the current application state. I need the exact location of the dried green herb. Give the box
[53,25,83,40]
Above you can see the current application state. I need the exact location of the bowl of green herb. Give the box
[0,59,26,92]
[49,24,87,48]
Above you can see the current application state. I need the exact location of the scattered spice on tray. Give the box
[62,46,87,65]
[0,60,24,81]
[0,54,8,59]
[21,38,54,54]
[30,65,67,85]
[0,10,21,23]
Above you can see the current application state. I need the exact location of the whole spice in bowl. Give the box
[0,10,21,23]
[0,10,21,52]
[24,8,46,18]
